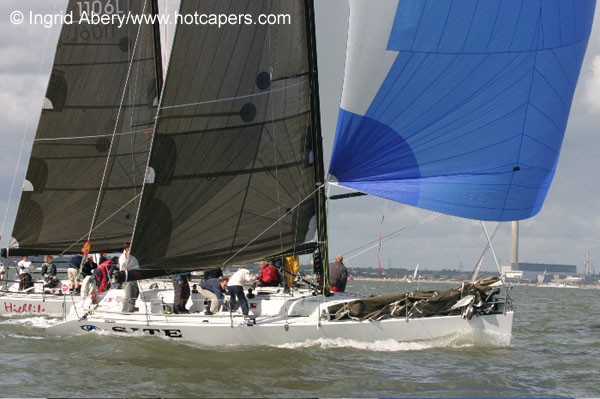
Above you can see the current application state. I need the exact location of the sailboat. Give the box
[0,260,72,317]
[1,0,160,317]
[406,263,419,284]
[4,0,595,346]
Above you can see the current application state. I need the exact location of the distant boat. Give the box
[537,270,582,288]
[537,282,581,289]
[0,281,71,318]
[0,260,74,317]
[3,0,595,346]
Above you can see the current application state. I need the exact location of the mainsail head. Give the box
[329,0,597,221]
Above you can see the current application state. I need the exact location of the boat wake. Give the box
[275,335,476,352]
[273,326,512,351]
[0,316,55,329]
[0,316,53,340]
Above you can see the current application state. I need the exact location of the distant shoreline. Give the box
[349,277,600,289]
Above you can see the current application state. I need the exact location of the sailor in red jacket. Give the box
[257,261,280,287]
[96,257,118,294]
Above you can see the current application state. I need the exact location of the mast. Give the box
[150,0,164,98]
[304,0,328,291]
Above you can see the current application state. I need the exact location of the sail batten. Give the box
[330,0,596,221]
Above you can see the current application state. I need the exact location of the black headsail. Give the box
[4,0,161,257]
[130,0,325,272]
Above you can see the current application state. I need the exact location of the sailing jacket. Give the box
[200,278,226,302]
[40,262,57,277]
[329,261,348,292]
[96,260,113,293]
[227,268,255,289]
[257,264,279,285]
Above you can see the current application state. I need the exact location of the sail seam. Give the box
[33,129,150,142]
[392,39,591,56]
[498,5,544,220]
[222,183,324,266]
[159,79,308,110]
[53,57,154,67]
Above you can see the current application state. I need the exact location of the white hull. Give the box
[0,281,74,317]
[0,292,73,317]
[48,308,514,346]
[0,278,173,318]
[47,286,514,346]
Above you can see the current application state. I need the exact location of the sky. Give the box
[1,1,599,273]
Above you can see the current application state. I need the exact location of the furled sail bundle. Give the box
[7,0,160,255]
[131,0,323,270]
[329,0,596,221]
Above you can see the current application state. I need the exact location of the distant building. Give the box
[502,269,523,280]
[502,262,577,282]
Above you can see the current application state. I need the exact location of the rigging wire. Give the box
[343,213,441,262]
[159,79,307,110]
[470,222,502,282]
[0,0,60,245]
[86,0,150,247]
[376,200,388,277]
[222,184,325,267]
[59,194,142,257]
[472,221,504,283]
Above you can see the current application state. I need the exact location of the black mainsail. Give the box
[131,0,325,271]
[5,0,161,256]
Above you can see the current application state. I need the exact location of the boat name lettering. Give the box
[111,326,183,338]
[3,302,45,313]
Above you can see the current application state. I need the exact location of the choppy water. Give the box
[1,280,599,398]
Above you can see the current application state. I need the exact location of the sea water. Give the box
[1,280,599,398]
